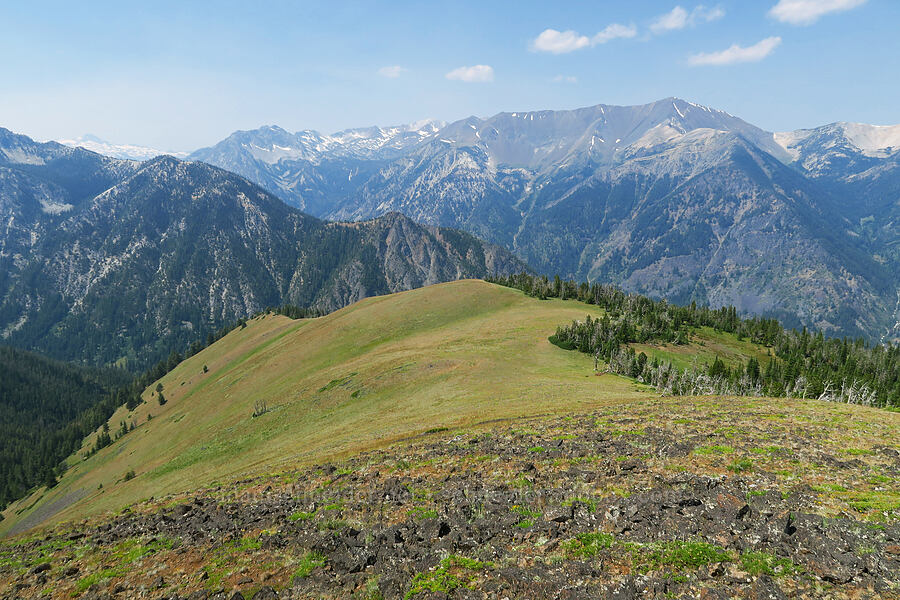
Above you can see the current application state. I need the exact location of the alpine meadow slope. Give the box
[0,280,655,535]
[1,281,897,600]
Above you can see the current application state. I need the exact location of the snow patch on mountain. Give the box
[56,134,188,161]
[840,122,900,156]
[775,122,900,160]
[207,119,446,167]
[772,131,805,161]
[631,123,688,149]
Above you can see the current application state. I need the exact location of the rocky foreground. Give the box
[1,396,898,599]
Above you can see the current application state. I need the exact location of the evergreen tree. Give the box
[489,272,900,408]
[709,356,727,378]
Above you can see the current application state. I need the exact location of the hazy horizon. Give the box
[1,0,896,151]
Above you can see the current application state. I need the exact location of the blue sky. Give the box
[0,0,896,150]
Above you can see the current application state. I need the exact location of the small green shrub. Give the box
[75,568,125,594]
[405,556,491,599]
[636,541,730,573]
[510,505,541,519]
[515,519,534,529]
[289,510,315,522]
[843,448,874,456]
[293,551,326,579]
[317,519,348,531]
[564,496,598,512]
[739,551,801,577]
[728,458,753,473]
[407,507,438,520]
[231,536,262,552]
[845,491,900,513]
[508,475,533,489]
[694,445,734,455]
[811,483,847,493]
[563,532,615,558]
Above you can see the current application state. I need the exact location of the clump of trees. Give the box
[490,273,900,408]
[267,304,324,320]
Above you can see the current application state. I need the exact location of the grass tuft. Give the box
[292,551,326,580]
[563,532,615,557]
[739,551,802,577]
[404,555,492,599]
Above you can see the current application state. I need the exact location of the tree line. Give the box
[0,347,128,508]
[488,273,900,408]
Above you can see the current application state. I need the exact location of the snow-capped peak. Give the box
[774,122,900,160]
[56,134,188,161]
[837,122,900,156]
[198,119,447,166]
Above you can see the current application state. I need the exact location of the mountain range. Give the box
[5,96,900,365]
[189,98,900,341]
[0,129,522,367]
[56,134,190,161]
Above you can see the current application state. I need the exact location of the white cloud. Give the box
[531,24,636,54]
[445,65,494,83]
[651,6,689,33]
[531,29,591,54]
[694,5,726,24]
[377,65,407,78]
[592,23,638,44]
[552,75,578,84]
[769,0,866,25]
[688,36,782,66]
[650,5,725,34]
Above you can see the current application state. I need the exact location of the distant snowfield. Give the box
[841,122,900,155]
[232,120,446,165]
[55,135,189,161]
[775,122,900,159]
[54,104,900,167]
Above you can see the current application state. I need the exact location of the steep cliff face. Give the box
[0,138,524,368]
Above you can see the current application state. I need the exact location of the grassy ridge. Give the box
[2,280,656,534]
[4,279,864,536]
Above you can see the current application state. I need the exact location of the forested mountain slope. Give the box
[0,130,523,368]
[0,346,128,508]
